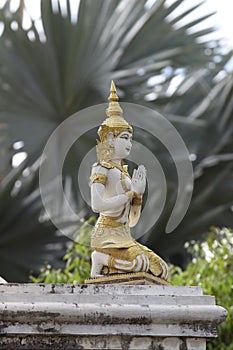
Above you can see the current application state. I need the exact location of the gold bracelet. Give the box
[132,195,143,206]
[125,191,136,199]
[90,173,107,185]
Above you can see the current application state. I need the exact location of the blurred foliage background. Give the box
[0,0,232,282]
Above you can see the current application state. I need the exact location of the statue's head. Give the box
[96,81,133,162]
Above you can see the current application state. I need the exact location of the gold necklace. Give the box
[100,160,131,192]
[108,160,128,174]
[110,161,130,192]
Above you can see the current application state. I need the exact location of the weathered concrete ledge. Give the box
[0,283,227,350]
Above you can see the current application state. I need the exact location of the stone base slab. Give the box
[0,284,227,350]
[0,335,206,350]
[85,271,171,285]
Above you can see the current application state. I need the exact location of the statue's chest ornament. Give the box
[101,160,131,192]
[120,169,131,192]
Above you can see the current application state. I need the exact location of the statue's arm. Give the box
[90,164,130,213]
[129,165,146,227]
[129,196,142,227]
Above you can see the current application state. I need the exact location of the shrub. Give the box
[30,218,93,284]
[170,227,233,350]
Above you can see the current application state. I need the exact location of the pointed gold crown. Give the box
[97,81,133,141]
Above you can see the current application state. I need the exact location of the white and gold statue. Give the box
[90,81,169,280]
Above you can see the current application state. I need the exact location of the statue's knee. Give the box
[92,250,109,266]
[91,251,100,266]
[91,251,97,261]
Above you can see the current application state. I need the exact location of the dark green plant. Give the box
[0,160,68,282]
[146,67,233,265]
[0,121,8,181]
[170,227,233,350]
[30,217,93,284]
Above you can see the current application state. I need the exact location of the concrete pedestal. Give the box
[0,283,227,349]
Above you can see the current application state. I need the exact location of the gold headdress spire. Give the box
[97,80,133,142]
[106,80,123,117]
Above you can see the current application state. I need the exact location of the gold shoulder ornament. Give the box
[90,173,107,186]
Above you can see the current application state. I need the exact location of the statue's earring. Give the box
[107,132,114,146]
[96,140,114,163]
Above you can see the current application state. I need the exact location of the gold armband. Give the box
[90,173,107,185]
[132,195,143,206]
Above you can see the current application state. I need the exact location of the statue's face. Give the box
[112,131,132,159]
